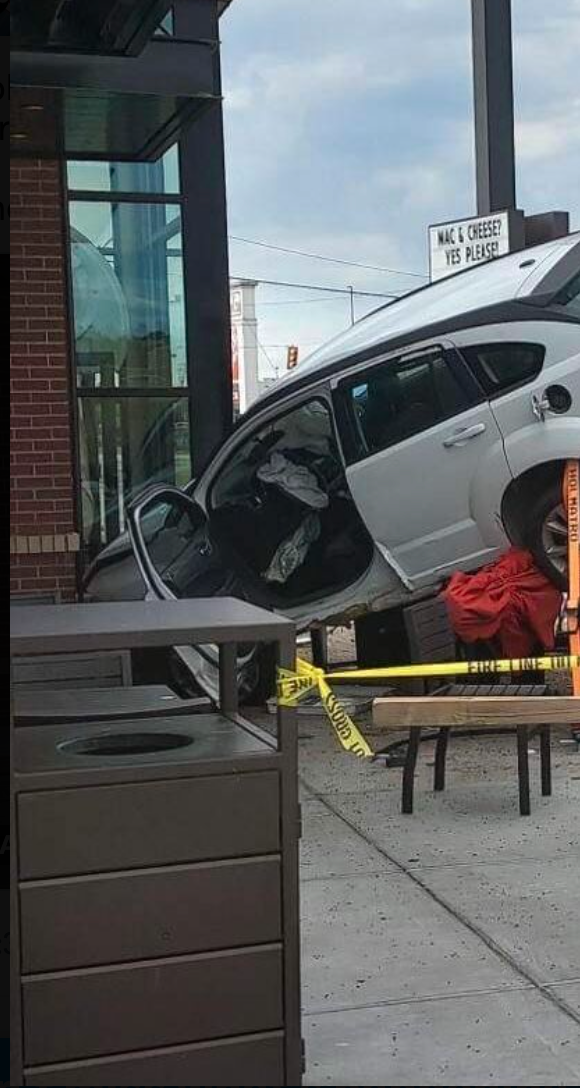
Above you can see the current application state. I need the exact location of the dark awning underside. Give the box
[10,0,174,57]
[10,1,224,160]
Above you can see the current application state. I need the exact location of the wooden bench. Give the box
[373,695,578,816]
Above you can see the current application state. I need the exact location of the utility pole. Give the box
[471,0,516,215]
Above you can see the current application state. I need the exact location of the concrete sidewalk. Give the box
[298,717,580,1086]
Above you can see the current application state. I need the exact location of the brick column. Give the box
[10,159,79,600]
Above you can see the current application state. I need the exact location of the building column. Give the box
[10,159,79,599]
[176,0,233,472]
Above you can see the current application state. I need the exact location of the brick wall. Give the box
[10,159,79,600]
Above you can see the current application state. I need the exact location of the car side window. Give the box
[460,342,545,396]
[208,399,373,602]
[339,349,471,460]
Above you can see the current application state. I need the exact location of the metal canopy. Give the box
[9,0,233,161]
[11,34,220,160]
[10,0,174,57]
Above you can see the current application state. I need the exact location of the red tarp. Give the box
[442,547,562,656]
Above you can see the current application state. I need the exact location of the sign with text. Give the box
[428,210,524,281]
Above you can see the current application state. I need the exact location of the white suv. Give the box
[85,233,580,698]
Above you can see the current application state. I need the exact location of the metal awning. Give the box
[10,85,217,161]
[10,2,223,161]
[10,0,175,57]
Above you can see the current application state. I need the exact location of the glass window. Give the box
[68,140,193,561]
[67,145,180,195]
[79,396,191,553]
[155,9,175,37]
[69,201,185,389]
[340,350,470,458]
[461,343,545,396]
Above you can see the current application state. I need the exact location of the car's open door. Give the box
[127,485,256,701]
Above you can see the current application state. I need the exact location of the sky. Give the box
[220,0,580,379]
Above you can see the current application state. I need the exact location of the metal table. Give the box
[10,598,293,655]
[10,598,295,716]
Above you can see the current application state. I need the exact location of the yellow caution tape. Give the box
[278,653,580,700]
[277,653,580,760]
[316,671,374,759]
[318,653,580,683]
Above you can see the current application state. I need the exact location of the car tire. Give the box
[524,479,569,590]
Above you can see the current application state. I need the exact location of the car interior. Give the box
[209,399,374,603]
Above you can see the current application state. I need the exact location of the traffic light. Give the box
[287,345,299,369]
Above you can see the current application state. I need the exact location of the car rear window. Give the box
[460,342,545,396]
[554,272,580,318]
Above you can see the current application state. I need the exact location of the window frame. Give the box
[67,154,194,561]
[458,341,546,399]
[334,344,482,466]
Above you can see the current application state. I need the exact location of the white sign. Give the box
[230,280,260,415]
[428,211,522,281]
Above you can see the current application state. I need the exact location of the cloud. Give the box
[517,113,580,163]
[220,0,579,375]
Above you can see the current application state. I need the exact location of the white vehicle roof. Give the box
[276,232,579,390]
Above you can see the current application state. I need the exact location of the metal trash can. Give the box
[11,600,301,1087]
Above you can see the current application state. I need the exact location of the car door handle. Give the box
[443,423,487,448]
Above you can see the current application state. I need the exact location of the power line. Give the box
[258,296,351,306]
[230,274,398,300]
[241,325,281,378]
[229,234,428,280]
[257,337,279,376]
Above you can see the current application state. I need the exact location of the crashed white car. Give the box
[85,233,580,699]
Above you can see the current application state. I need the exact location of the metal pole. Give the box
[471,0,517,215]
[348,285,355,326]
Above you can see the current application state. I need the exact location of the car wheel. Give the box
[524,479,569,590]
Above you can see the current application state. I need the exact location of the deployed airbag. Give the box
[257,452,329,509]
[263,512,321,584]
